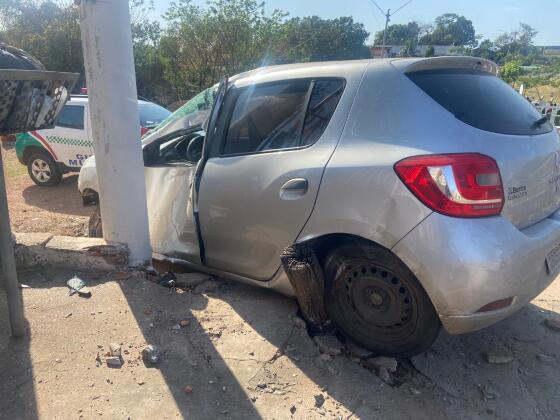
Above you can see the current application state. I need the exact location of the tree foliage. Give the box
[419,13,476,47]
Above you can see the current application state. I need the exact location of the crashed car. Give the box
[79,57,560,356]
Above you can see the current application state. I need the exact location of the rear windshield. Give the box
[407,69,553,136]
[138,102,172,128]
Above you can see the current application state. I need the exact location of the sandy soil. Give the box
[1,268,559,419]
[2,141,90,237]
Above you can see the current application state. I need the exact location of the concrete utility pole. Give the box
[0,148,24,337]
[78,0,151,265]
[367,0,415,58]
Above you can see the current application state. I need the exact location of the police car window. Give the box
[57,105,84,130]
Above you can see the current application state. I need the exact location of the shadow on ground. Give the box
[1,268,559,418]
[21,175,90,217]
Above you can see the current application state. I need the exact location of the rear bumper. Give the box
[393,210,560,334]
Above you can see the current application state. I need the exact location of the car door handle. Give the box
[280,178,308,198]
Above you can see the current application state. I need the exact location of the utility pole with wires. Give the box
[367,0,415,58]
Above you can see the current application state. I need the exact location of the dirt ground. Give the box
[2,141,90,237]
[1,268,560,419]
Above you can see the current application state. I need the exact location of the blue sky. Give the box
[149,0,558,45]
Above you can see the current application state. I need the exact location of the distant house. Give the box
[370,45,459,58]
[539,46,560,56]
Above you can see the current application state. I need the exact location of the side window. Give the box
[301,80,344,146]
[56,105,85,130]
[222,80,311,156]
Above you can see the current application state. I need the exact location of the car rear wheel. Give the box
[324,240,440,357]
[88,205,103,238]
[27,152,62,186]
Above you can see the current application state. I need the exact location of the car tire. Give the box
[88,205,103,238]
[27,151,62,186]
[324,240,440,357]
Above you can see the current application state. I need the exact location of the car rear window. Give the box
[406,69,553,135]
[138,102,172,128]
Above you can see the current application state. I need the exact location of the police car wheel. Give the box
[27,152,62,186]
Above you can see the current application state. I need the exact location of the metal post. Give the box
[0,146,24,337]
[78,0,151,265]
[381,9,390,58]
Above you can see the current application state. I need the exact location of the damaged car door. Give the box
[143,129,205,262]
[197,78,345,280]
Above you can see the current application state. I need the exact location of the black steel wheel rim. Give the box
[335,261,418,339]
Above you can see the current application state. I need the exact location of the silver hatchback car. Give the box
[79,57,560,356]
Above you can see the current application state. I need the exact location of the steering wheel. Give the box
[186,135,204,162]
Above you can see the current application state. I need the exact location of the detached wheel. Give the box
[27,151,62,186]
[88,205,103,238]
[324,241,440,357]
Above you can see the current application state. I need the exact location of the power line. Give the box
[365,0,415,58]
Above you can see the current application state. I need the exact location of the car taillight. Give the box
[394,153,504,218]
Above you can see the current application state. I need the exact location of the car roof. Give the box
[229,56,497,87]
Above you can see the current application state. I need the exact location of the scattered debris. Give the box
[64,312,72,318]
[109,343,121,358]
[143,309,153,315]
[175,272,213,288]
[314,394,325,408]
[363,356,398,373]
[544,317,560,332]
[313,335,344,356]
[114,271,131,280]
[55,358,62,363]
[67,275,91,297]
[290,405,297,415]
[485,350,514,364]
[141,345,161,364]
[106,357,122,368]
[158,272,177,288]
[537,353,555,363]
[179,319,191,327]
[377,367,392,384]
[136,379,145,386]
[194,280,219,294]
[344,339,374,359]
[184,385,193,394]
[408,387,422,396]
[290,315,307,329]
[480,384,500,400]
[319,353,332,362]
[171,324,182,331]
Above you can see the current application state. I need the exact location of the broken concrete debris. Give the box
[485,350,514,364]
[141,344,161,364]
[537,353,555,363]
[67,275,91,297]
[479,384,500,400]
[290,315,307,329]
[109,343,121,358]
[544,317,560,332]
[313,335,344,356]
[314,394,325,408]
[362,356,398,373]
[377,367,392,384]
[106,357,123,368]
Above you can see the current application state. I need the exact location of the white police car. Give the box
[15,95,170,186]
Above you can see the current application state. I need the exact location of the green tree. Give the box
[373,21,420,45]
[500,60,522,86]
[276,16,371,63]
[420,13,476,47]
